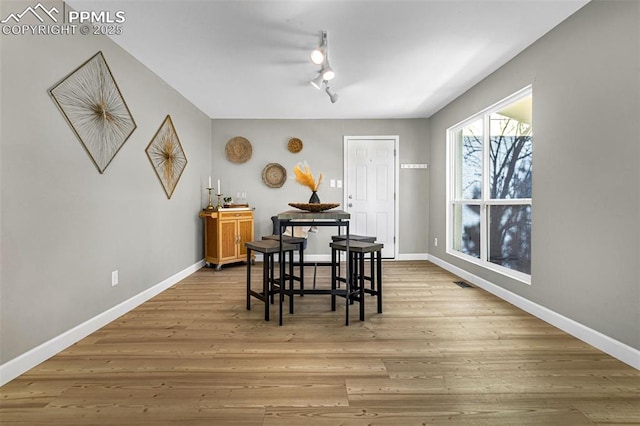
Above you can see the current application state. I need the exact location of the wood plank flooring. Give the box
[1,261,639,425]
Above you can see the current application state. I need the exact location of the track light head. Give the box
[310,48,325,65]
[325,85,339,103]
[310,74,325,89]
[321,65,335,81]
[310,31,328,65]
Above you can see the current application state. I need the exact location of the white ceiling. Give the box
[68,0,589,119]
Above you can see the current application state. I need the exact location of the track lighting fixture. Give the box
[325,85,339,103]
[309,30,338,103]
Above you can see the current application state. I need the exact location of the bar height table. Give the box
[276,209,351,325]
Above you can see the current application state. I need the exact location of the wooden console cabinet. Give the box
[199,208,254,269]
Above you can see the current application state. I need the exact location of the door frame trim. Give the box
[343,135,399,259]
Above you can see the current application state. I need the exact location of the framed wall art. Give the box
[49,51,136,174]
[146,115,188,199]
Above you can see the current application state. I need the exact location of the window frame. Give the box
[446,86,532,285]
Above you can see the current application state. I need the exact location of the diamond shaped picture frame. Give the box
[49,51,136,174]
[146,115,188,199]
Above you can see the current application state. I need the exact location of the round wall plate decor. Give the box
[287,138,303,153]
[225,136,252,163]
[262,163,287,188]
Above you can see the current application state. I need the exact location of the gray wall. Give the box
[210,119,429,255]
[0,2,211,363]
[429,0,639,349]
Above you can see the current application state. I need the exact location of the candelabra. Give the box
[205,187,215,210]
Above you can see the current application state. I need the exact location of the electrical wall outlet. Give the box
[112,270,119,286]
[434,237,438,247]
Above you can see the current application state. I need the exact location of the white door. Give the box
[344,136,397,258]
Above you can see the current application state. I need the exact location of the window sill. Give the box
[446,249,531,285]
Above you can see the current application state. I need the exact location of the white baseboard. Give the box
[397,253,429,261]
[0,260,205,386]
[427,254,640,370]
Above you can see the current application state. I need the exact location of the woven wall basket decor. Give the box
[225,136,252,163]
[262,163,287,188]
[287,138,303,153]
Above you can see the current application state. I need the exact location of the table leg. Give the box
[279,226,284,326]
[345,222,350,326]
[246,248,251,311]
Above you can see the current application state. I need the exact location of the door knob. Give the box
[348,203,353,207]
[348,195,353,199]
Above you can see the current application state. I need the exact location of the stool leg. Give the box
[337,250,341,288]
[345,250,354,326]
[359,251,365,321]
[299,244,304,296]
[263,253,270,321]
[370,251,375,292]
[331,246,337,311]
[279,248,284,326]
[349,251,356,305]
[246,248,252,311]
[269,252,275,304]
[313,261,318,290]
[345,279,349,326]
[376,250,382,313]
[288,250,294,314]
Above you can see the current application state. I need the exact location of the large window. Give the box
[447,87,532,283]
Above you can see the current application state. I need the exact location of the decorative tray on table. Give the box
[288,202,340,212]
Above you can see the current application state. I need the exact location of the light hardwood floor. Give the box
[1,261,639,425]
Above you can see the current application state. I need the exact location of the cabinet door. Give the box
[237,218,254,258]
[219,220,238,261]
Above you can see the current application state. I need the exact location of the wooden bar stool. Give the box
[330,240,384,324]
[245,240,295,321]
[331,234,376,289]
[261,234,306,295]
[329,242,362,326]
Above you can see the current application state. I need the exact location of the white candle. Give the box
[217,179,221,195]
[208,176,211,188]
